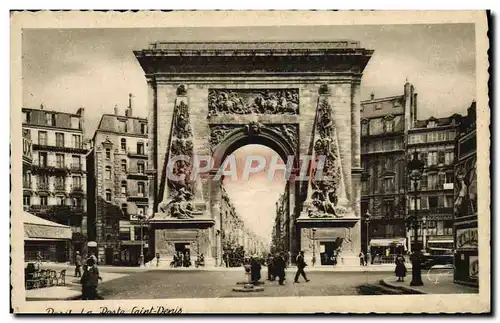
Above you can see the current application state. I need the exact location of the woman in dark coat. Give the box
[250,256,262,283]
[394,254,407,282]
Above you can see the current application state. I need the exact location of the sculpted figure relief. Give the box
[208,89,299,117]
[157,95,198,219]
[172,101,192,139]
[308,99,345,218]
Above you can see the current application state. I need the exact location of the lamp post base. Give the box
[410,255,424,286]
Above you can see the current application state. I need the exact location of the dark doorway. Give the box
[320,238,344,265]
[105,247,114,265]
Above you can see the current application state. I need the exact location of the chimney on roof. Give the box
[125,93,133,117]
[370,93,375,100]
[114,104,119,115]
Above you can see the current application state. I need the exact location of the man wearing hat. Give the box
[74,251,82,278]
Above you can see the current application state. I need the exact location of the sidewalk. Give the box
[381,273,479,294]
[25,271,127,301]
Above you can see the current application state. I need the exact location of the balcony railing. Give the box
[70,165,83,171]
[127,151,148,159]
[71,186,84,194]
[38,182,49,190]
[54,184,66,192]
[29,205,50,213]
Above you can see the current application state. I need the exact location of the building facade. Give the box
[453,102,478,287]
[271,188,290,255]
[407,113,462,252]
[22,106,88,262]
[360,82,416,261]
[87,99,151,266]
[219,185,266,265]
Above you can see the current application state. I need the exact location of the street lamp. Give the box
[407,151,425,286]
[312,228,317,266]
[365,210,371,265]
[138,214,149,268]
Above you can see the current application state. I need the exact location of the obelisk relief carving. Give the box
[156,85,204,219]
[304,84,352,218]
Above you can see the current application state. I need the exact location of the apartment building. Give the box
[87,98,150,266]
[407,112,462,252]
[360,82,416,260]
[22,106,87,262]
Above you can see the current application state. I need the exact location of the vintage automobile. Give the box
[421,248,454,269]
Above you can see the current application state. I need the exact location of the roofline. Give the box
[361,95,404,104]
[101,113,147,122]
[22,107,82,118]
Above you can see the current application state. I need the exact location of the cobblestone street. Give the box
[97,270,392,299]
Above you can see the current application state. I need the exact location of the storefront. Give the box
[23,212,72,263]
[369,237,407,264]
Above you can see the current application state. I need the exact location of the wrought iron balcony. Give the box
[54,184,66,192]
[38,182,49,190]
[71,186,84,194]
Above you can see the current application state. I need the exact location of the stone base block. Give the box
[233,284,264,292]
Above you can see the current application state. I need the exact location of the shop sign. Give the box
[469,256,478,279]
[456,228,478,249]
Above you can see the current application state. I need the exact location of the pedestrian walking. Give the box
[266,253,274,281]
[294,251,310,283]
[81,256,102,300]
[156,253,160,267]
[74,251,82,277]
[358,252,365,266]
[179,252,184,267]
[274,252,286,285]
[395,254,407,282]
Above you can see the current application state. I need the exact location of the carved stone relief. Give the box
[307,96,348,218]
[209,123,298,154]
[157,87,196,219]
[208,89,299,117]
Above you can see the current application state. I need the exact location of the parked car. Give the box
[421,248,454,269]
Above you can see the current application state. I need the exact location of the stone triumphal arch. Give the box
[134,41,373,266]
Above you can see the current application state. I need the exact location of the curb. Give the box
[380,278,425,294]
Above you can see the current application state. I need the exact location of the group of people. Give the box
[171,251,192,268]
[261,251,310,285]
[74,251,103,300]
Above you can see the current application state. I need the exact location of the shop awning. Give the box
[23,212,72,240]
[369,238,407,248]
[427,236,453,244]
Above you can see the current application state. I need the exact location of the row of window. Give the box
[23,111,81,129]
[408,195,454,210]
[408,130,456,144]
[23,172,82,188]
[23,195,83,207]
[104,162,145,179]
[105,141,145,158]
[410,172,454,190]
[361,139,404,153]
[117,120,148,135]
[104,182,146,201]
[361,116,403,137]
[37,152,83,169]
[413,151,454,167]
[30,130,83,149]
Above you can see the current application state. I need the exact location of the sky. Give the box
[21,24,476,243]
